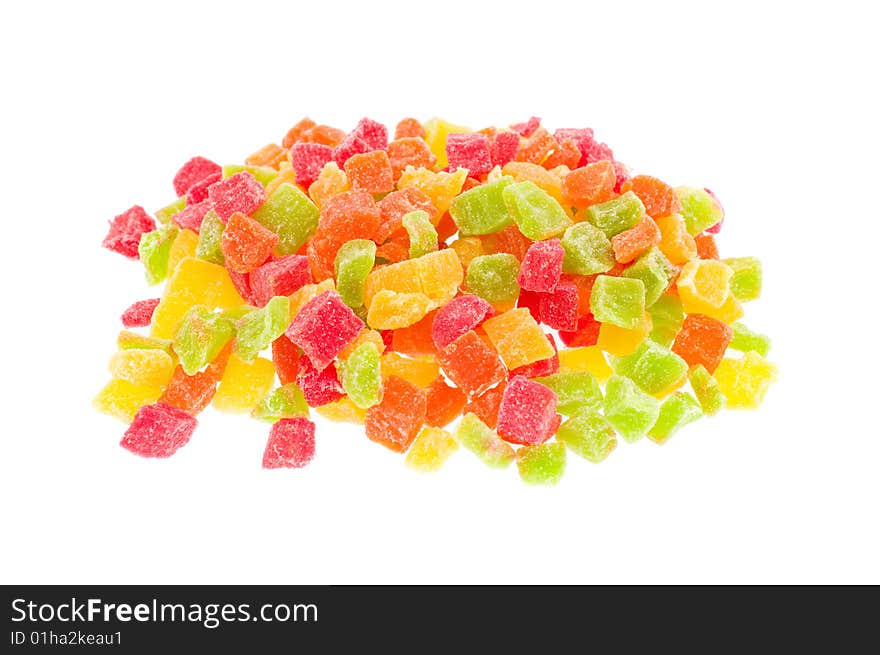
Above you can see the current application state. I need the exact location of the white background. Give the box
[1,0,877,584]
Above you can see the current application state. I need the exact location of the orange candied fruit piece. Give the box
[655,214,698,265]
[501,161,564,204]
[694,232,719,259]
[542,138,581,170]
[561,160,617,209]
[515,127,558,165]
[309,191,381,280]
[344,149,394,194]
[425,377,467,428]
[307,162,349,209]
[387,137,437,180]
[621,175,681,218]
[462,381,506,429]
[376,187,438,243]
[394,117,425,140]
[611,215,661,264]
[282,117,317,148]
[302,124,347,148]
[391,309,438,357]
[245,143,288,169]
[265,165,297,197]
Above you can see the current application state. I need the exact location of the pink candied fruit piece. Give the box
[538,278,578,331]
[285,290,364,371]
[262,417,316,469]
[171,200,211,232]
[491,131,520,167]
[511,116,542,137]
[120,402,198,458]
[558,314,601,347]
[517,238,564,293]
[333,117,389,167]
[173,156,221,197]
[613,160,630,193]
[185,172,221,205]
[553,128,593,166]
[496,375,559,445]
[102,205,156,259]
[296,357,344,407]
[445,133,492,178]
[249,255,312,307]
[509,333,560,378]
[431,294,495,349]
[290,142,334,189]
[207,171,266,221]
[121,298,160,328]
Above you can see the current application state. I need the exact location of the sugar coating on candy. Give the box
[117,331,173,354]
[94,378,164,422]
[676,186,724,235]
[556,410,617,463]
[160,358,226,416]
[431,294,493,349]
[365,375,426,453]
[561,222,615,275]
[425,377,466,428]
[103,206,156,259]
[173,305,236,375]
[509,333,560,379]
[438,330,506,398]
[390,310,437,357]
[387,137,437,180]
[516,442,566,485]
[445,132,492,178]
[208,171,266,221]
[173,156,221,197]
[344,149,394,194]
[213,354,276,413]
[466,253,521,307]
[688,364,725,416]
[622,247,675,307]
[121,402,198,458]
[263,417,316,469]
[561,160,617,209]
[722,257,763,302]
[271,334,302,386]
[496,375,559,445]
[310,190,381,280]
[590,275,646,329]
[367,290,434,330]
[109,349,175,388]
[454,412,514,468]
[603,375,660,443]
[380,352,439,389]
[539,278,579,331]
[462,383,506,429]
[535,371,602,416]
[648,294,684,348]
[714,351,777,410]
[518,239,564,293]
[671,313,733,373]
[335,239,376,309]
[398,166,468,217]
[656,214,697,265]
[138,225,178,285]
[291,142,334,189]
[340,341,382,409]
[249,255,311,308]
[483,307,555,371]
[252,384,309,423]
[251,183,320,256]
[613,339,689,395]
[286,290,364,371]
[648,392,703,444]
[491,130,520,167]
[729,322,771,357]
[376,187,438,243]
[612,215,661,264]
[448,175,514,236]
[296,357,344,407]
[221,212,279,274]
[235,296,290,362]
[121,298,160,328]
[503,180,572,241]
[558,346,613,382]
[402,210,438,259]
[405,426,459,472]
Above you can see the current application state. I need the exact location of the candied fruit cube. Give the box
[590,275,646,329]
[713,351,777,409]
[647,392,703,444]
[286,290,364,371]
[103,205,156,259]
[405,426,459,472]
[364,375,427,453]
[263,417,316,469]
[556,410,617,463]
[121,402,197,458]
[516,443,566,485]
[496,375,559,445]
[603,375,660,443]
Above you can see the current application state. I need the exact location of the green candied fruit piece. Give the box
[688,364,725,416]
[334,239,377,309]
[648,294,684,347]
[402,210,438,259]
[722,257,763,301]
[535,371,602,416]
[561,222,615,275]
[590,275,646,329]
[117,330,174,354]
[222,164,278,186]
[234,296,290,362]
[154,197,186,224]
[173,305,236,375]
[138,225,178,285]
[251,182,320,255]
[556,409,617,463]
[502,180,572,240]
[466,253,521,305]
[729,322,771,357]
[585,190,645,238]
[603,375,661,443]
[252,383,309,422]
[648,392,703,444]
[675,186,723,235]
[449,175,514,236]
[340,341,382,409]
[516,442,566,485]
[195,209,225,265]
[622,247,674,307]
[612,339,689,395]
[221,305,257,321]
[453,413,515,469]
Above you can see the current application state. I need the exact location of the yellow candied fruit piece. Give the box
[367,290,434,330]
[655,213,698,265]
[558,346,613,383]
[289,279,336,320]
[265,165,297,197]
[108,349,176,388]
[486,165,504,182]
[151,258,245,339]
[677,259,734,310]
[502,161,565,204]
[417,249,463,305]
[449,237,483,270]
[167,229,200,277]
[307,162,349,209]
[364,259,422,308]
[316,397,367,424]
[405,426,459,472]
[397,165,468,216]
[681,292,744,324]
[423,117,471,169]
[93,378,163,422]
[339,328,386,360]
[597,315,652,357]
[714,351,778,409]
[482,307,555,370]
[213,354,275,413]
[380,352,439,388]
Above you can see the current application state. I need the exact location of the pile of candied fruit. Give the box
[96,116,775,484]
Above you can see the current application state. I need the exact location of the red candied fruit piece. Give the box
[463,381,506,429]
[394,117,425,139]
[620,175,681,219]
[290,142,334,189]
[392,309,438,357]
[511,116,541,137]
[120,402,198,458]
[272,334,302,386]
[344,149,394,194]
[611,215,661,264]
[445,133,493,178]
[185,172,221,205]
[102,205,156,259]
[249,255,312,307]
[491,130,520,167]
[432,294,494,349]
[387,137,437,181]
[309,190,381,280]
[510,333,560,378]
[424,377,467,428]
[517,289,544,321]
[173,156,221,197]
[561,160,617,209]
[208,171,266,221]
[171,200,211,232]
[262,417,316,469]
[296,357,344,407]
[227,268,253,305]
[364,375,427,453]
[496,375,560,445]
[671,313,734,374]
[558,313,602,347]
[282,117,317,149]
[221,212,279,274]
[694,232,719,260]
[539,278,579,331]
[285,290,364,371]
[518,239,564,293]
[437,330,507,398]
[121,298,160,328]
[334,117,389,167]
